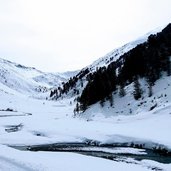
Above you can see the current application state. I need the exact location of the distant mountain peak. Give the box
[0,57,74,96]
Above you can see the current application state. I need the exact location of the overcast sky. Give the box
[0,0,171,72]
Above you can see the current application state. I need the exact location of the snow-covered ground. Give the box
[0,71,171,170]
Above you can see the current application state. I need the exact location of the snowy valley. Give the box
[0,25,171,171]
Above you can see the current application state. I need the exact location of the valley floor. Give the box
[0,88,171,170]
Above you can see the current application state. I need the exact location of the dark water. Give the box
[11,143,171,164]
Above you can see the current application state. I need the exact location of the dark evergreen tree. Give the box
[146,75,153,97]
[100,98,105,107]
[148,83,153,97]
[166,56,171,76]
[109,93,114,107]
[80,79,83,87]
[75,102,80,114]
[133,77,142,100]
[50,91,53,98]
[119,84,126,97]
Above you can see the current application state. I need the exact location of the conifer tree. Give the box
[119,84,126,97]
[109,93,114,107]
[133,77,142,100]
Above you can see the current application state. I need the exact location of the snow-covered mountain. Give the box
[77,23,171,111]
[0,58,74,95]
[50,25,167,100]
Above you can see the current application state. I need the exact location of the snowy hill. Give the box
[81,75,171,119]
[75,23,171,113]
[0,58,74,95]
[50,24,166,101]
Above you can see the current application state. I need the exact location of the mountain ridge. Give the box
[0,57,77,95]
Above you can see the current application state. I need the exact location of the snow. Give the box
[0,73,171,170]
[57,70,79,79]
[71,147,147,155]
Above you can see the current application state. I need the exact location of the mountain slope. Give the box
[50,24,167,102]
[0,58,73,95]
[78,23,171,111]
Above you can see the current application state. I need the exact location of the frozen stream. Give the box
[11,143,171,164]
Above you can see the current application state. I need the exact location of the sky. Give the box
[0,0,171,72]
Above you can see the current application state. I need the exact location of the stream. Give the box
[11,142,171,164]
